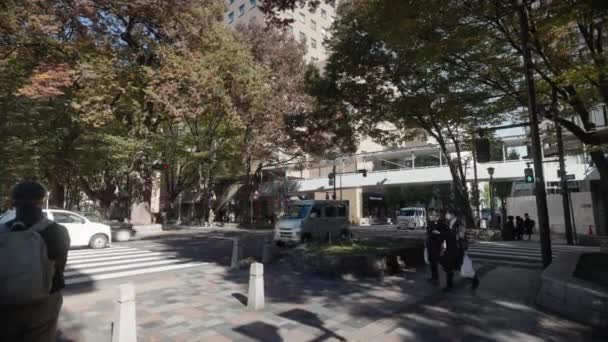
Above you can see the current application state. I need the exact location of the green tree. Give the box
[308,1,504,228]
[358,0,608,233]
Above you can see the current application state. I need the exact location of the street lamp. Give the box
[487,167,495,229]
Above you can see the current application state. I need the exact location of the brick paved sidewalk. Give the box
[58,260,604,342]
[58,260,434,342]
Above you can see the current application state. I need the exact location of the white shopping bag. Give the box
[460,252,476,278]
[423,247,429,265]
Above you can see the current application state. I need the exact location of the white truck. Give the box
[396,207,427,230]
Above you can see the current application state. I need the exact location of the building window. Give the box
[249,0,256,7]
[228,12,234,23]
[299,31,306,44]
[299,12,305,23]
[311,38,317,49]
[239,4,245,16]
[229,0,235,4]
[321,9,327,19]
[311,57,319,63]
[310,19,317,31]
[329,0,336,8]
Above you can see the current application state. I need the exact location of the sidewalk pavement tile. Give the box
[59,258,602,342]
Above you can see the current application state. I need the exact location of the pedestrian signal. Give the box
[524,168,534,183]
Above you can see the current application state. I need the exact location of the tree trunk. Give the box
[78,177,115,219]
[47,176,65,209]
[436,139,476,229]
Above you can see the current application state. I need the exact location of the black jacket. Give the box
[440,226,465,271]
[5,219,70,293]
[426,224,443,262]
[524,218,535,234]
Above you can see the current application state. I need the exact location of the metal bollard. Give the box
[111,283,137,342]
[231,238,240,269]
[247,262,265,310]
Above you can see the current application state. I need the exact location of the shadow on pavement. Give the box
[278,308,346,341]
[234,321,282,342]
[379,267,607,341]
[57,310,85,342]
[232,292,248,306]
[62,268,96,296]
[147,230,272,268]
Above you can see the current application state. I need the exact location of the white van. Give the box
[274,200,351,244]
[0,209,112,249]
[397,207,427,230]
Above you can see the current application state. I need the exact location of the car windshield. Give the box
[400,209,417,216]
[284,204,311,219]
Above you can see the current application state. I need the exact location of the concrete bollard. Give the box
[111,283,137,342]
[231,238,240,269]
[247,262,265,311]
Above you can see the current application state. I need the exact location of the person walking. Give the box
[503,216,515,241]
[515,216,524,241]
[425,217,444,286]
[524,213,535,241]
[0,181,71,342]
[439,211,479,292]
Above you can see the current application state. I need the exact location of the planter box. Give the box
[537,251,608,329]
[291,243,425,279]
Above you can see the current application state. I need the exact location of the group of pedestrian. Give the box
[1,181,70,342]
[504,213,535,241]
[425,210,479,292]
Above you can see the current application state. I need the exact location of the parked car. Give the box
[274,200,351,245]
[80,211,135,242]
[0,209,112,249]
[396,207,427,230]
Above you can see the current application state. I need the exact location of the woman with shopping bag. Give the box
[439,210,480,292]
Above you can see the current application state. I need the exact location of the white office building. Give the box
[224,0,338,64]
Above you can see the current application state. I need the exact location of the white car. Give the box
[0,209,112,249]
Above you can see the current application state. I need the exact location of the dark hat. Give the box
[11,181,47,206]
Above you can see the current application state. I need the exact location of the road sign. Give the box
[565,174,575,180]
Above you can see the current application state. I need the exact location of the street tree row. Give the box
[0,0,341,219]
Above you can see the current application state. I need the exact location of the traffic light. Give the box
[328,172,334,186]
[151,160,170,171]
[475,138,490,163]
[524,168,534,183]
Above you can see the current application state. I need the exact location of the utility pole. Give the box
[487,167,495,229]
[517,0,552,267]
[553,87,574,245]
[472,134,481,228]
[332,162,337,200]
[340,158,344,200]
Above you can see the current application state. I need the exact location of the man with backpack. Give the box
[0,181,70,342]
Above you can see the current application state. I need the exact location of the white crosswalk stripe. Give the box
[467,241,600,267]
[65,246,207,286]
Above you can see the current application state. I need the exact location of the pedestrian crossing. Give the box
[65,246,208,286]
[467,241,600,267]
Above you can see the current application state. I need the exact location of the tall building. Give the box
[224,0,338,64]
